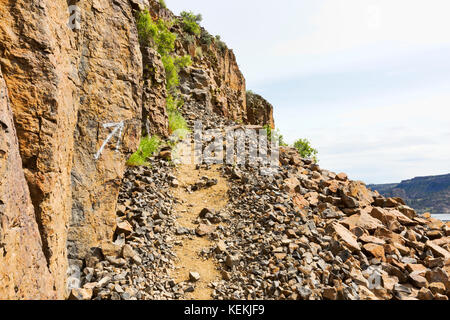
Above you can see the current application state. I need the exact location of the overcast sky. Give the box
[168,0,450,184]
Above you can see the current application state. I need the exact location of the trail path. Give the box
[170,164,228,300]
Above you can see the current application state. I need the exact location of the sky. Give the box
[167,0,450,184]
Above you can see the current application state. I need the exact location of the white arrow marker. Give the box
[94,121,124,160]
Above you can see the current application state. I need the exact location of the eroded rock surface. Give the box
[0,69,55,299]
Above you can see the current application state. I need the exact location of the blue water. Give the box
[430,214,450,222]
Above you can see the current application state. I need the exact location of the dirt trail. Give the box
[170,164,229,300]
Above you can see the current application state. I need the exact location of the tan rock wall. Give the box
[0,0,79,298]
[0,0,143,298]
[246,91,275,128]
[0,68,56,299]
[68,0,142,262]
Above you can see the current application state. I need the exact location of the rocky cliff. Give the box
[1,0,448,301]
[0,0,267,299]
[0,68,55,299]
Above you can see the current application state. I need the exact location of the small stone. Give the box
[215,240,227,253]
[363,243,385,261]
[286,229,297,238]
[417,288,434,300]
[434,293,449,300]
[297,286,312,299]
[226,254,240,267]
[116,220,133,235]
[221,270,231,280]
[195,224,216,236]
[158,150,171,160]
[132,255,142,265]
[176,227,190,235]
[184,286,195,293]
[122,244,137,259]
[199,208,214,218]
[332,223,361,252]
[322,287,337,300]
[100,242,122,257]
[409,272,428,288]
[359,234,385,245]
[69,288,93,300]
[189,271,201,282]
[114,233,126,246]
[429,282,446,295]
[97,276,111,288]
[424,257,445,268]
[426,241,450,259]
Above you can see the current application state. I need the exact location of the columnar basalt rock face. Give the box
[68,0,142,264]
[173,27,247,124]
[0,69,56,299]
[141,47,169,137]
[0,0,143,298]
[0,0,79,298]
[246,91,275,128]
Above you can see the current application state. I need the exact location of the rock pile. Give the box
[75,133,450,300]
[207,147,450,300]
[73,159,181,300]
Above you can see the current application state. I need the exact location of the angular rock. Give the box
[332,223,361,252]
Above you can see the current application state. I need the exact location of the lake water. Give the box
[430,214,450,222]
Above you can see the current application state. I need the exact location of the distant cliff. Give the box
[368,174,450,214]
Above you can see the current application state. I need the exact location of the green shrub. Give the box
[136,11,176,54]
[174,54,192,69]
[166,94,184,112]
[159,0,167,9]
[127,135,161,166]
[182,33,196,45]
[200,30,214,46]
[195,47,203,59]
[136,11,193,140]
[264,125,287,146]
[214,35,227,53]
[180,11,202,35]
[154,20,176,55]
[162,55,179,92]
[168,109,189,135]
[294,138,318,162]
[137,11,158,46]
[166,95,189,142]
[163,54,192,92]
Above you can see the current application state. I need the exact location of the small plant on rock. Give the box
[264,124,287,146]
[200,30,214,46]
[215,35,227,53]
[180,11,202,35]
[294,138,318,162]
[127,135,161,166]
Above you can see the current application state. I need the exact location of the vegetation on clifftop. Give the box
[130,10,194,165]
[180,11,202,35]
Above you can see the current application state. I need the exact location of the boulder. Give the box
[332,223,361,252]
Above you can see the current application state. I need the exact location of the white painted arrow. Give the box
[94,121,124,160]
